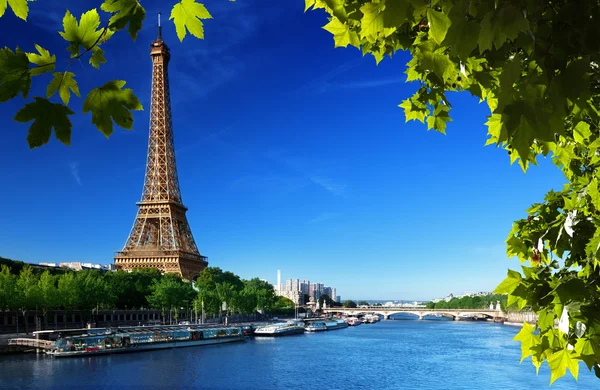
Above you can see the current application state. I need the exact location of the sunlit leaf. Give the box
[82,80,143,137]
[26,44,55,76]
[100,0,146,41]
[46,72,80,106]
[0,0,28,20]
[170,0,212,42]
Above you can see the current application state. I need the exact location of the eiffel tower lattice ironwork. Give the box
[114,15,207,280]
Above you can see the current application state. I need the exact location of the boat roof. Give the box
[33,324,242,337]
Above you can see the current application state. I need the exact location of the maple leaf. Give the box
[323,18,359,48]
[360,2,384,39]
[82,80,143,137]
[0,0,28,20]
[58,9,104,56]
[26,44,55,76]
[170,0,212,42]
[427,9,451,45]
[46,72,81,106]
[90,46,106,69]
[547,347,579,384]
[0,47,31,102]
[494,269,522,294]
[13,97,75,148]
[513,322,538,363]
[100,0,146,41]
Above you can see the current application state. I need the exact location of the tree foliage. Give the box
[426,294,508,310]
[343,300,357,308]
[307,0,600,383]
[194,267,277,316]
[0,0,229,148]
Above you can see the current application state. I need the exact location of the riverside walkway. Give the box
[322,307,503,320]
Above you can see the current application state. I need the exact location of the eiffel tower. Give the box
[114,15,208,280]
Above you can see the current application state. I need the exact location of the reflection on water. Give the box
[0,320,596,389]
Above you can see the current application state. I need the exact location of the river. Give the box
[0,319,596,389]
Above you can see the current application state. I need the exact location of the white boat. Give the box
[346,317,361,326]
[254,321,305,337]
[305,322,327,332]
[324,319,348,330]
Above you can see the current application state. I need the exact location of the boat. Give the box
[364,314,380,323]
[324,319,348,330]
[254,321,305,337]
[305,322,327,332]
[47,325,245,358]
[346,317,362,326]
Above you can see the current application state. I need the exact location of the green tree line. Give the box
[425,294,508,310]
[0,263,279,329]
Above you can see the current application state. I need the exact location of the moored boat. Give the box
[305,322,327,332]
[254,321,305,337]
[47,325,245,358]
[324,319,348,330]
[346,317,361,326]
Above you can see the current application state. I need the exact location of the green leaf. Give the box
[170,0,212,42]
[444,19,478,60]
[82,80,143,137]
[90,46,106,69]
[485,113,507,146]
[46,72,81,106]
[399,97,428,123]
[513,322,537,363]
[547,347,579,384]
[426,103,452,134]
[427,9,451,45]
[59,9,105,55]
[537,309,555,332]
[323,17,360,48]
[494,269,522,294]
[26,44,55,76]
[100,0,146,41]
[419,43,455,81]
[587,178,600,211]
[478,12,493,53]
[13,97,75,148]
[0,0,28,20]
[360,2,385,39]
[324,0,347,22]
[0,47,31,102]
[573,121,591,143]
[383,0,408,28]
[574,338,597,370]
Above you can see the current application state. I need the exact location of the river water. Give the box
[0,319,596,389]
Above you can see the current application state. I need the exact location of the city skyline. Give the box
[0,0,566,300]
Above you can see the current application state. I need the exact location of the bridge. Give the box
[322,307,504,320]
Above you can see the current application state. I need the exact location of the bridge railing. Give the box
[322,307,498,312]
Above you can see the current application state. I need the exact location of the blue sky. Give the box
[0,1,565,300]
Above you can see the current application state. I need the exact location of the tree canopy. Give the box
[307,0,600,384]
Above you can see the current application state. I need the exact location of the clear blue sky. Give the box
[0,1,565,300]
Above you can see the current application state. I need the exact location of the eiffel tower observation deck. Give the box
[114,14,208,280]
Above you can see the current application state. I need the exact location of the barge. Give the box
[254,321,305,337]
[45,325,246,358]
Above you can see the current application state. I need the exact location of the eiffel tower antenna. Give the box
[157,12,162,40]
[114,27,208,280]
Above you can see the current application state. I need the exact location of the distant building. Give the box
[39,262,114,271]
[336,295,341,303]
